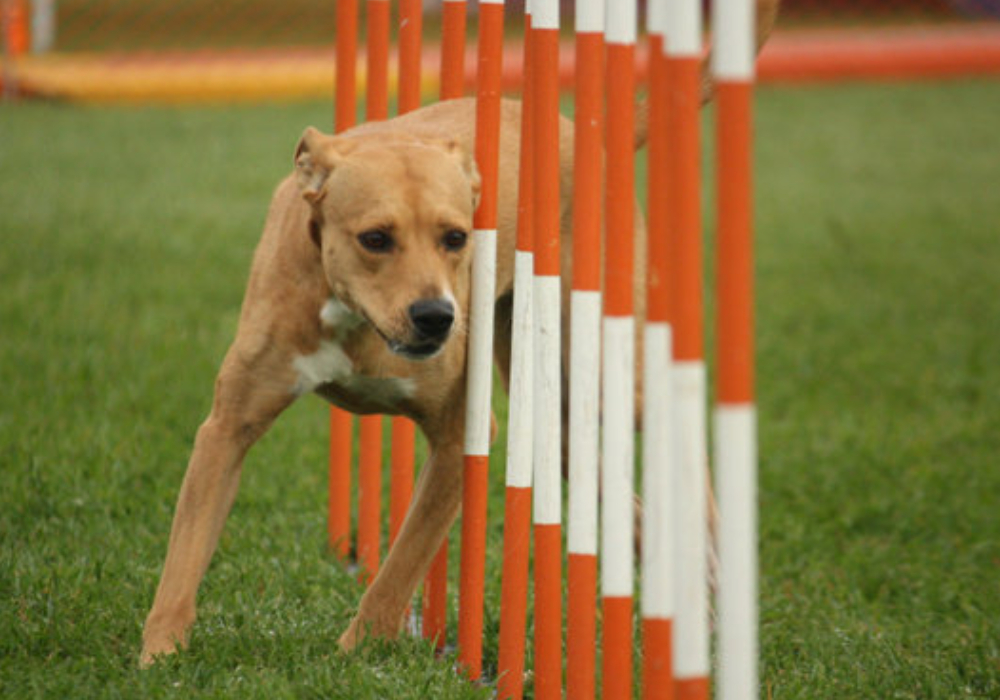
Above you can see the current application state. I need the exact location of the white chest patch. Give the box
[292,341,354,396]
[290,298,415,404]
[320,297,365,338]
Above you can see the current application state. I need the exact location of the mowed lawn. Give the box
[2,80,999,698]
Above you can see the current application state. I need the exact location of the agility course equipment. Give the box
[327,0,761,696]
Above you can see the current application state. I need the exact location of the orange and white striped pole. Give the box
[713,0,759,696]
[530,0,563,696]
[457,0,503,680]
[601,0,637,698]
[641,0,676,697]
[565,0,603,696]
[422,0,468,652]
[665,0,710,697]
[496,1,534,697]
[328,0,359,559]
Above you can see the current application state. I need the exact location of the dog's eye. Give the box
[442,229,468,252]
[358,229,394,253]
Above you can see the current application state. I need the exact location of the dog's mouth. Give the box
[356,308,449,362]
[387,339,445,361]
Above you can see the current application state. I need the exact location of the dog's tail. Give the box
[633,0,781,149]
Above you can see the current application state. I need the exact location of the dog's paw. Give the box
[139,639,180,669]
[337,619,364,652]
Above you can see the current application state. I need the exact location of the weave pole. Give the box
[354,0,393,584]
[565,0,603,695]
[328,0,359,559]
[457,0,504,679]
[390,0,422,558]
[357,415,383,582]
[398,0,423,112]
[423,0,468,651]
[530,0,563,696]
[713,0,759,696]
[665,0,711,697]
[495,1,534,697]
[641,0,676,697]
[601,0,638,697]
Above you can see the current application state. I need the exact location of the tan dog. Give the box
[141,0,779,666]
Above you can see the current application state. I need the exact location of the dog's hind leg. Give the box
[141,339,298,666]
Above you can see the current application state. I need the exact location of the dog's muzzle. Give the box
[390,298,455,360]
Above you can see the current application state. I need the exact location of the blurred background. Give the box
[2,0,999,102]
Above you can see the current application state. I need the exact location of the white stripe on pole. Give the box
[713,0,756,81]
[464,228,498,456]
[647,0,665,35]
[533,0,558,31]
[576,0,604,33]
[533,274,562,525]
[672,360,709,679]
[604,0,635,44]
[505,250,535,489]
[665,0,702,57]
[568,290,601,556]
[716,404,759,700]
[601,315,635,598]
[641,322,674,618]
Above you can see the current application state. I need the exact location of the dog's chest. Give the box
[291,299,415,411]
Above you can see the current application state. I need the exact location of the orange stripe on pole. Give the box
[572,31,604,293]
[534,522,563,700]
[602,596,634,700]
[532,26,561,277]
[567,553,597,700]
[497,486,532,700]
[328,407,353,558]
[643,618,675,700]
[516,14,535,255]
[398,0,423,114]
[334,0,358,131]
[389,417,415,544]
[440,1,467,100]
[458,454,490,679]
[676,677,710,700]
[472,2,505,232]
[668,57,704,361]
[330,0,357,562]
[716,81,755,405]
[4,0,29,56]
[357,415,382,584]
[422,541,448,649]
[603,41,636,318]
[365,0,390,121]
[646,35,671,324]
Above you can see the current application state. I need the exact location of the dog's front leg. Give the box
[141,343,297,666]
[339,431,464,650]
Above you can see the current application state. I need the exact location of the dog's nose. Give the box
[409,299,455,340]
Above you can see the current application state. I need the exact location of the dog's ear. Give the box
[441,139,482,209]
[294,127,339,204]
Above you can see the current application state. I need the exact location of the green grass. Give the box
[2,80,1000,698]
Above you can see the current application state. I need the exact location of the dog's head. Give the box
[294,127,481,360]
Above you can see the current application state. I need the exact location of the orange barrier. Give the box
[6,26,999,103]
